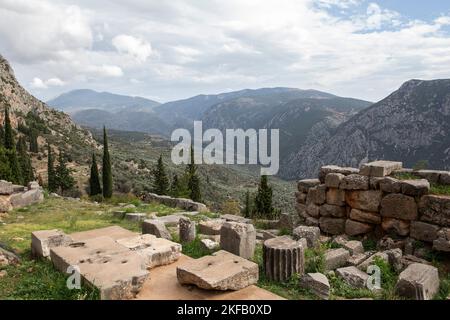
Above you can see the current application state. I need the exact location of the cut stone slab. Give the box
[125,213,147,222]
[300,273,330,300]
[220,222,256,259]
[340,174,369,191]
[142,219,172,240]
[70,226,138,242]
[326,188,346,206]
[346,190,382,212]
[293,225,320,248]
[325,173,345,189]
[347,252,372,267]
[380,177,402,194]
[319,217,346,235]
[199,219,225,235]
[200,239,220,251]
[179,217,196,243]
[360,161,403,177]
[113,211,126,219]
[381,194,418,221]
[116,234,181,269]
[221,214,252,224]
[306,185,327,205]
[395,263,439,300]
[410,221,440,242]
[433,228,450,252]
[306,203,320,218]
[419,195,450,227]
[176,250,258,291]
[336,266,369,289]
[156,214,184,227]
[0,180,14,195]
[349,209,381,225]
[345,220,374,236]
[319,166,359,183]
[342,240,364,256]
[31,229,73,259]
[401,180,430,197]
[324,248,350,271]
[319,204,346,218]
[9,188,44,209]
[298,179,321,193]
[50,236,149,300]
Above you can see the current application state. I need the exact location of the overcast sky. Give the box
[1,0,450,103]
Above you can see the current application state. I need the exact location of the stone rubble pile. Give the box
[0,180,44,213]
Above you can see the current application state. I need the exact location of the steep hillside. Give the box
[287,79,450,179]
[48,89,160,113]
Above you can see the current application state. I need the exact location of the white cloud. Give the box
[112,34,153,63]
[30,77,66,89]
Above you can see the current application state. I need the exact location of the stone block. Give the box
[307,185,327,205]
[382,218,410,236]
[433,228,450,252]
[221,214,252,224]
[419,195,450,227]
[278,213,300,231]
[70,226,137,242]
[395,263,439,300]
[298,179,321,193]
[325,173,345,189]
[31,229,73,259]
[336,266,369,289]
[415,170,443,184]
[342,240,364,255]
[340,174,369,190]
[305,216,319,227]
[439,172,450,185]
[306,203,320,218]
[319,217,346,235]
[345,220,373,236]
[346,252,371,267]
[319,166,359,183]
[410,221,439,242]
[381,194,418,220]
[179,217,196,243]
[346,190,382,212]
[113,211,126,219]
[198,219,225,235]
[349,209,381,224]
[326,188,346,206]
[176,250,258,291]
[220,222,256,259]
[9,188,44,209]
[357,252,389,271]
[380,177,402,193]
[293,225,320,248]
[324,248,350,270]
[359,161,403,177]
[401,179,430,197]
[319,204,346,218]
[125,213,147,222]
[200,239,220,250]
[295,191,307,204]
[300,273,330,300]
[142,219,172,240]
[0,180,14,195]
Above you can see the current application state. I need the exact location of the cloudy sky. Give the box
[1,0,450,103]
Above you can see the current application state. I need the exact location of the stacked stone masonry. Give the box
[296,161,450,253]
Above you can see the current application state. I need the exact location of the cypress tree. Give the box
[170,174,181,197]
[7,149,22,185]
[254,175,274,219]
[243,190,252,218]
[47,145,57,192]
[17,137,34,184]
[102,126,113,199]
[55,151,75,194]
[89,153,102,196]
[3,106,14,150]
[0,125,4,147]
[29,129,39,153]
[152,155,169,195]
[0,146,12,181]
[186,145,201,202]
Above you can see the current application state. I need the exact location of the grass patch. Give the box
[362,238,377,251]
[181,237,217,259]
[430,184,450,196]
[392,173,420,181]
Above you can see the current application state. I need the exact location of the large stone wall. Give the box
[296,161,450,253]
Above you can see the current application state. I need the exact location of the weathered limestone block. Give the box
[369,177,385,190]
[346,190,382,212]
[336,266,369,289]
[296,203,307,217]
[347,252,371,267]
[325,173,345,189]
[319,166,359,183]
[0,180,14,195]
[221,214,252,224]
[307,185,327,205]
[381,194,418,220]
[433,228,450,252]
[395,263,439,300]
[179,217,196,243]
[50,236,149,300]
[113,211,126,219]
[439,172,450,185]
[116,234,181,269]
[31,229,73,259]
[340,174,369,191]
[410,221,440,242]
[342,240,364,255]
[319,217,346,235]
[419,195,450,227]
[156,214,185,226]
[401,179,430,197]
[380,177,402,193]
[200,239,220,250]
[326,188,346,206]
[300,273,330,300]
[199,219,225,235]
[176,250,258,291]
[360,161,403,177]
[125,213,147,221]
[319,204,346,218]
[306,203,320,218]
[305,216,319,227]
[278,213,300,231]
[220,222,256,259]
[142,219,172,240]
[0,196,12,212]
[293,226,320,248]
[357,251,389,271]
[263,236,305,282]
[10,188,44,209]
[345,220,374,236]
[382,218,410,236]
[295,191,307,204]
[415,170,443,184]
[298,179,321,193]
[349,209,381,224]
[324,248,350,270]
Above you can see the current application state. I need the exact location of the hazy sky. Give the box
[1,0,450,103]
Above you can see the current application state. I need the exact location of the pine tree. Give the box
[17,137,34,184]
[7,148,22,185]
[55,151,75,194]
[170,174,181,197]
[29,129,39,153]
[0,125,4,147]
[102,126,113,199]
[3,106,14,150]
[186,145,201,202]
[243,190,252,218]
[0,146,12,181]
[152,155,169,195]
[254,175,274,219]
[47,145,57,192]
[89,153,102,196]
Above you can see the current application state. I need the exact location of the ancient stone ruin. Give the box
[0,180,44,215]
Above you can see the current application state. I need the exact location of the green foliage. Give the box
[169,174,181,197]
[7,147,22,185]
[181,236,217,259]
[102,127,113,199]
[430,183,450,196]
[55,152,75,194]
[413,160,429,171]
[243,190,252,218]
[89,153,102,196]
[47,145,57,192]
[152,155,169,195]
[254,175,275,219]
[329,274,375,299]
[17,136,35,185]
[373,256,398,299]
[28,129,39,153]
[304,246,326,274]
[3,105,14,149]
[436,273,450,300]
[0,146,12,181]
[186,145,202,202]
[362,238,377,251]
